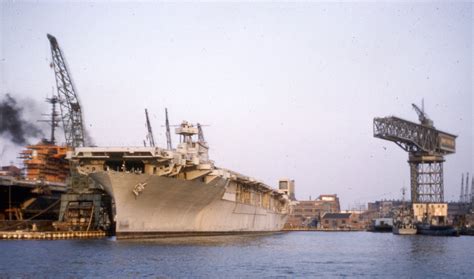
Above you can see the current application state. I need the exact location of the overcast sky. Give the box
[1,2,472,209]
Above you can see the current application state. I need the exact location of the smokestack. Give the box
[0,94,44,145]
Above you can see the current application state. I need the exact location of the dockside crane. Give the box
[373,101,456,203]
[165,108,173,150]
[144,109,156,147]
[46,34,112,233]
[47,34,85,148]
[411,99,433,128]
[465,173,470,203]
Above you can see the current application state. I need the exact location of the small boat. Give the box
[392,223,417,235]
[368,218,393,232]
[459,226,474,236]
[392,196,417,235]
[416,223,459,237]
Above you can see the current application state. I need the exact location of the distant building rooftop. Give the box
[322,212,351,219]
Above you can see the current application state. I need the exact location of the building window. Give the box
[279,181,288,190]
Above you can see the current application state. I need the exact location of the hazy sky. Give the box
[1,1,472,209]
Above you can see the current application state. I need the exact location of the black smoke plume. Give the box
[0,94,44,145]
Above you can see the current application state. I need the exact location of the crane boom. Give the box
[144,109,156,147]
[165,108,172,150]
[412,101,433,127]
[47,34,85,147]
[373,116,456,155]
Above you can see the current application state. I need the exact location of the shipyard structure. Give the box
[0,140,69,230]
[373,101,460,236]
[1,33,293,238]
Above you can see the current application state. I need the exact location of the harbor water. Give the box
[0,232,472,278]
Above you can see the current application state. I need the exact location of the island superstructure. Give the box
[73,121,290,238]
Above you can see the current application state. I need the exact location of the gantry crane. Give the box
[373,101,456,203]
[47,34,85,148]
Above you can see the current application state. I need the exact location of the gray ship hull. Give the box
[90,172,288,238]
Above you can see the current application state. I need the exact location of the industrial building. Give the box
[320,212,365,230]
[285,194,340,228]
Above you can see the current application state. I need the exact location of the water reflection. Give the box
[1,232,471,278]
[119,232,285,247]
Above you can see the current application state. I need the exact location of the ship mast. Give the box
[38,96,60,145]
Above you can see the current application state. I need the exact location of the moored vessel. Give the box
[416,223,459,237]
[73,121,290,238]
[392,189,417,235]
[392,224,417,235]
[368,218,393,232]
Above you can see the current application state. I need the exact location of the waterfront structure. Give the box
[0,167,66,225]
[0,165,21,177]
[367,200,404,218]
[373,101,457,234]
[320,212,364,230]
[285,194,340,228]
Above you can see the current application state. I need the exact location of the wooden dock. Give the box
[0,230,106,240]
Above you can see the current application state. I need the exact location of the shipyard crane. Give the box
[165,108,173,150]
[46,34,113,233]
[373,101,456,203]
[464,173,470,203]
[144,109,156,147]
[411,99,433,127]
[47,34,85,148]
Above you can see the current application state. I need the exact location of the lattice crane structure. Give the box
[373,102,456,203]
[47,34,85,148]
[144,109,156,147]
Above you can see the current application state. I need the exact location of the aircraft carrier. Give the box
[73,121,290,239]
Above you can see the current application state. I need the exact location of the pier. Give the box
[0,230,106,240]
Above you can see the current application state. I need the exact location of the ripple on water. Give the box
[0,232,472,278]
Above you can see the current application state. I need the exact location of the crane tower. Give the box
[47,34,85,147]
[373,101,456,203]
